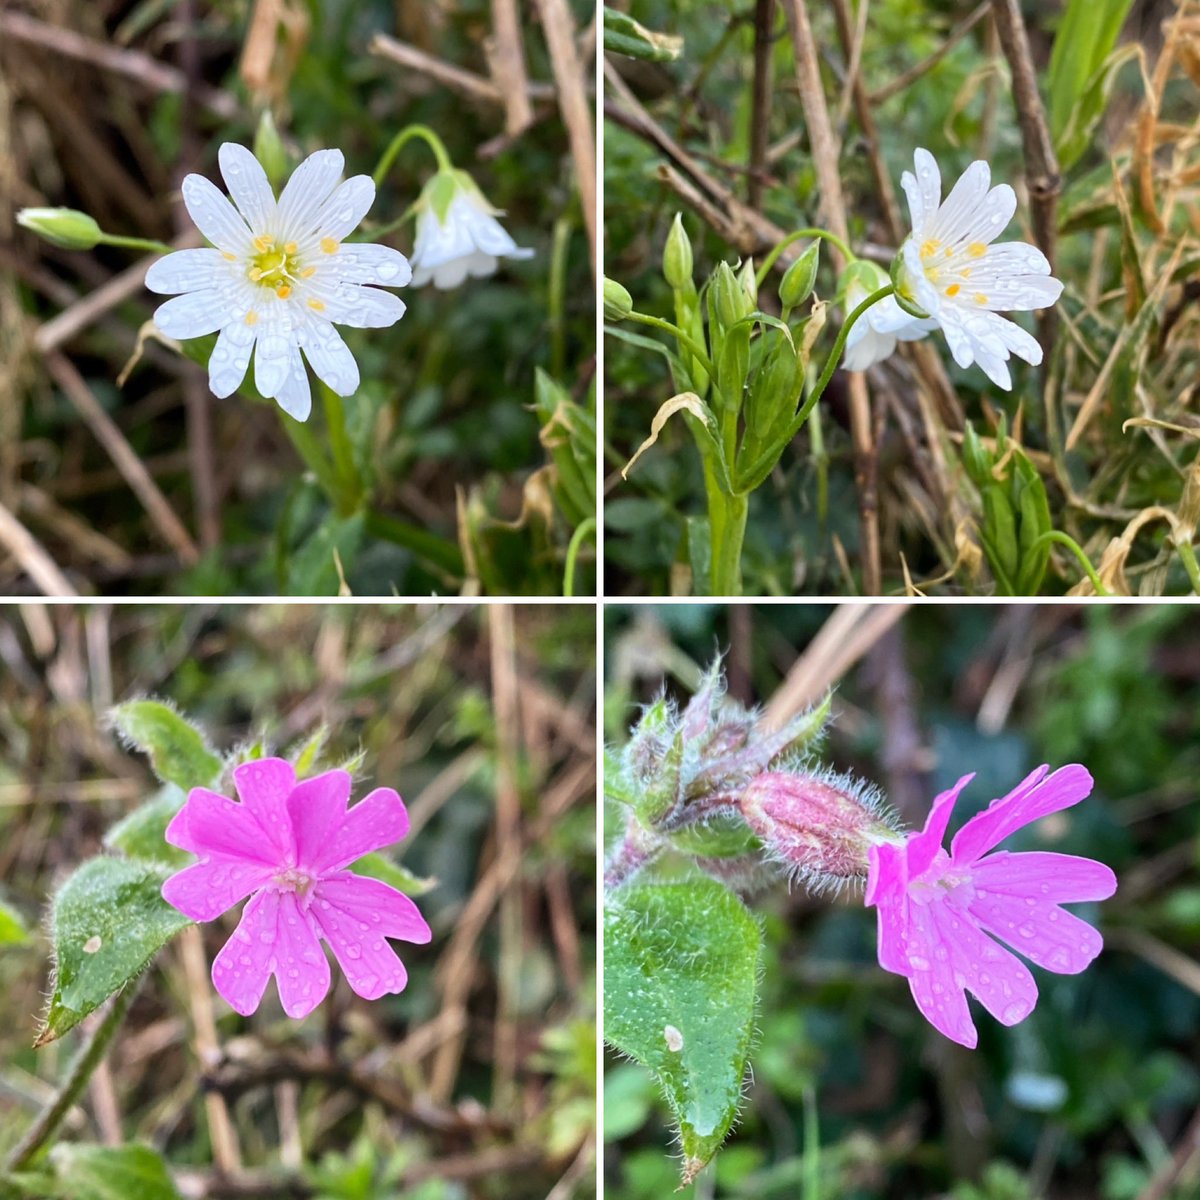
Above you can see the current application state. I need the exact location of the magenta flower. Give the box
[161,757,431,1018]
[865,764,1116,1048]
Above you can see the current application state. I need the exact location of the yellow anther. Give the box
[925,266,940,282]
[320,237,339,254]
[248,267,263,281]
[244,311,258,326]
[276,284,292,299]
[945,283,961,297]
[920,238,941,259]
[254,235,274,252]
[968,242,987,258]
[961,268,972,278]
[307,298,326,312]
[284,242,298,254]
[975,292,989,306]
[222,251,237,262]
[300,266,317,279]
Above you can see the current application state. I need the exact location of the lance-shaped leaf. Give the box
[38,857,191,1045]
[603,7,683,61]
[604,878,761,1183]
[110,700,222,793]
[622,393,734,495]
[48,1143,182,1200]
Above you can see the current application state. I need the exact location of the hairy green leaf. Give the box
[103,785,189,867]
[351,851,437,897]
[110,700,222,793]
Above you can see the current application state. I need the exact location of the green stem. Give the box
[1176,540,1200,595]
[6,980,141,1173]
[280,413,347,511]
[1026,531,1110,596]
[363,511,464,579]
[562,517,596,597]
[99,234,175,254]
[802,1085,821,1200]
[319,384,362,515]
[624,310,717,381]
[756,227,855,287]
[372,123,452,186]
[706,479,748,597]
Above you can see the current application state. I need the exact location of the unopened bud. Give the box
[253,111,289,190]
[739,771,897,882]
[663,213,693,289]
[712,262,751,329]
[604,277,633,321]
[17,207,102,250]
[737,257,757,308]
[779,243,820,309]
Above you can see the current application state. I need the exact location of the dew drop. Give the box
[1002,1001,1028,1024]
[1018,924,1035,939]
[345,944,362,960]
[909,954,931,970]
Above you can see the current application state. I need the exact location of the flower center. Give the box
[909,850,975,906]
[248,236,303,299]
[272,867,315,900]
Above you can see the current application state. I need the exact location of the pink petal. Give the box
[286,770,351,873]
[969,851,1117,904]
[211,889,330,1018]
[865,843,912,975]
[165,787,278,865]
[968,885,1106,975]
[950,764,1093,865]
[162,857,273,922]
[906,774,974,878]
[313,872,431,944]
[310,890,410,1001]
[232,758,299,863]
[315,787,410,873]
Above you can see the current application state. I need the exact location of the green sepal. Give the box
[109,700,223,793]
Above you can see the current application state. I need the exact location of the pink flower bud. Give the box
[739,771,898,884]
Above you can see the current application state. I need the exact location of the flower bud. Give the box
[737,257,757,308]
[889,242,930,319]
[779,243,820,309]
[253,111,289,190]
[603,277,633,321]
[712,261,751,329]
[961,422,992,489]
[663,213,693,289]
[16,207,102,250]
[739,771,897,882]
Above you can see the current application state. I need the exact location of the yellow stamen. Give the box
[975,292,989,306]
[248,267,263,281]
[968,242,987,258]
[307,298,326,312]
[320,237,339,254]
[244,311,258,326]
[961,268,972,278]
[276,284,292,299]
[920,238,941,259]
[925,266,940,282]
[284,242,298,254]
[300,266,317,279]
[222,251,236,262]
[254,235,274,252]
[945,283,961,297]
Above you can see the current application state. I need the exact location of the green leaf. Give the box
[103,785,189,867]
[48,1143,181,1200]
[603,6,683,61]
[110,700,222,793]
[604,878,761,1182]
[286,511,365,595]
[350,852,437,897]
[665,815,760,859]
[287,724,330,776]
[39,858,191,1045]
[0,897,31,946]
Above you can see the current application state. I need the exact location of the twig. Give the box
[868,0,991,103]
[0,11,236,119]
[489,0,535,135]
[748,0,777,211]
[0,499,77,597]
[240,0,281,94]
[1135,1102,1200,1200]
[534,0,597,275]
[43,353,200,565]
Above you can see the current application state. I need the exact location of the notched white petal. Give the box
[318,284,407,329]
[208,319,257,398]
[181,173,253,255]
[277,148,346,241]
[154,290,227,339]
[145,248,228,295]
[330,243,413,287]
[299,320,360,396]
[273,346,312,421]
[219,143,277,231]
[313,175,375,243]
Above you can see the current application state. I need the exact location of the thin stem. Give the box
[319,384,362,515]
[562,517,595,597]
[6,980,141,1172]
[98,233,174,254]
[624,310,717,380]
[1026,531,1110,596]
[1176,541,1200,595]
[348,201,417,243]
[280,413,346,510]
[362,511,464,579]
[372,123,452,186]
[756,227,854,287]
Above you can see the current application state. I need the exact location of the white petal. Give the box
[181,173,253,255]
[219,143,276,232]
[154,290,227,339]
[974,348,1013,390]
[273,346,312,421]
[277,149,345,242]
[930,160,991,245]
[460,203,531,260]
[324,243,412,287]
[145,248,229,295]
[299,319,360,396]
[312,176,375,243]
[970,241,1052,278]
[904,148,941,234]
[963,275,1063,311]
[208,318,257,398]
[976,310,1044,365]
[961,184,1016,249]
[934,306,976,370]
[436,253,495,289]
[902,240,942,317]
[411,205,476,272]
[843,324,896,371]
[254,326,293,399]
[315,284,407,328]
[869,295,934,335]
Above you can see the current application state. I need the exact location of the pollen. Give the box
[244,311,258,326]
[254,235,275,252]
[300,266,316,279]
[222,251,237,262]
[920,238,941,259]
[284,242,298,254]
[968,242,987,258]
[249,267,263,281]
[320,237,339,254]
[945,283,961,297]
[276,284,292,299]
[975,292,989,306]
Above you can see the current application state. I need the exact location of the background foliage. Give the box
[604,603,1200,1199]
[0,603,596,1198]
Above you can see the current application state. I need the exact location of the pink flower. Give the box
[865,764,1116,1048]
[161,757,431,1018]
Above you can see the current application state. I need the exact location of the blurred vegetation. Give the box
[603,0,1200,596]
[0,603,596,1198]
[604,603,1200,1199]
[0,0,595,596]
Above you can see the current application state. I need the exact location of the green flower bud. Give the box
[712,261,751,329]
[961,422,992,488]
[253,111,289,191]
[663,213,693,289]
[779,242,820,308]
[603,277,634,321]
[737,257,758,309]
[16,207,102,250]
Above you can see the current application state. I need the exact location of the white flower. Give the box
[842,261,936,372]
[146,143,411,421]
[892,147,1063,390]
[409,170,532,290]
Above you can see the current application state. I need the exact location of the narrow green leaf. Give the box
[286,511,365,595]
[603,6,683,61]
[109,700,222,793]
[48,1143,181,1200]
[103,785,189,867]
[350,851,437,897]
[604,878,761,1182]
[39,858,191,1045]
[287,725,330,777]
